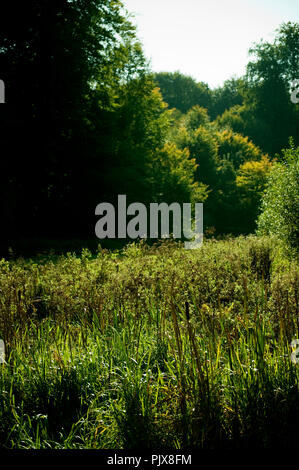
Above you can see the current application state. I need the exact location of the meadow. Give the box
[0,235,298,449]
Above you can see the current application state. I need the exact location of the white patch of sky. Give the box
[123,0,299,88]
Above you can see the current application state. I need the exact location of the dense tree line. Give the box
[0,2,298,253]
[155,23,299,157]
[153,22,299,235]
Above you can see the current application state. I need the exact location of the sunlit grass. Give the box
[0,235,298,448]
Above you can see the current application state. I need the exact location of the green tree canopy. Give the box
[243,22,299,155]
[153,71,212,114]
[211,77,244,119]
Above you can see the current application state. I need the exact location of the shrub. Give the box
[257,143,299,256]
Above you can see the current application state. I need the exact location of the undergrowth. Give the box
[0,235,298,448]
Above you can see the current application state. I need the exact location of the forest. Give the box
[0,1,298,253]
[0,0,299,451]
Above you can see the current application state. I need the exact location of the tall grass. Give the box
[0,235,298,448]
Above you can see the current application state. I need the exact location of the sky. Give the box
[122,0,299,89]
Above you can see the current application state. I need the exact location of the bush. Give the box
[257,143,299,256]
